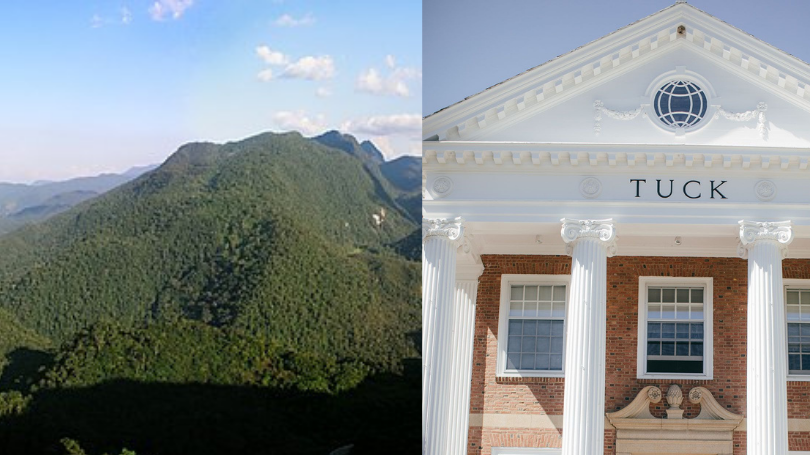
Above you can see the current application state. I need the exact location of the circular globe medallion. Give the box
[653,80,708,129]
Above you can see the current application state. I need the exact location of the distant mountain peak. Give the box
[313,131,384,163]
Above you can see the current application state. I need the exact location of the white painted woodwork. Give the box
[447,267,482,455]
[560,219,616,455]
[739,220,794,455]
[422,218,464,455]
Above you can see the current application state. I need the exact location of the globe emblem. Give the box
[653,80,707,128]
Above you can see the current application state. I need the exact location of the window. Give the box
[497,274,569,378]
[653,80,707,128]
[785,280,810,381]
[637,277,713,379]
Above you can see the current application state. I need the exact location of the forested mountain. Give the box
[0,132,420,454]
[0,165,157,236]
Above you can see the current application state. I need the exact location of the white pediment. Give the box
[423,3,810,149]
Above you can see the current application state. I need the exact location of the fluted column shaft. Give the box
[447,268,482,455]
[422,218,464,455]
[740,220,793,455]
[560,219,616,455]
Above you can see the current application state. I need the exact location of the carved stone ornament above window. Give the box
[606,384,742,455]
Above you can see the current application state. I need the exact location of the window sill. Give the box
[637,372,713,381]
[787,374,810,382]
[495,375,565,384]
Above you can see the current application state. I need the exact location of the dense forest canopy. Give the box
[0,131,422,454]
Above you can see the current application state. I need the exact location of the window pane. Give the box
[802,325,810,337]
[802,311,810,323]
[550,354,563,370]
[521,337,536,352]
[676,342,689,356]
[524,286,538,301]
[803,291,810,304]
[647,341,660,355]
[789,343,800,353]
[676,323,690,339]
[691,289,704,303]
[536,337,550,353]
[550,337,563,354]
[507,353,520,369]
[662,341,675,356]
[538,286,552,301]
[790,353,801,371]
[551,302,565,318]
[551,320,564,336]
[691,323,704,340]
[537,321,551,336]
[510,302,522,317]
[536,354,549,370]
[522,320,537,335]
[690,304,704,319]
[535,302,550,318]
[553,286,566,301]
[648,322,661,339]
[662,305,675,319]
[677,289,689,303]
[648,288,661,302]
[524,302,539,318]
[662,289,676,302]
[787,290,801,304]
[662,323,675,339]
[802,343,810,353]
[788,306,801,321]
[521,354,536,369]
[508,337,521,352]
[511,286,523,300]
[648,304,661,319]
[789,324,800,336]
[508,320,522,336]
[691,342,703,356]
[803,355,810,371]
[676,305,688,319]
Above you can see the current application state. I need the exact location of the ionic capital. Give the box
[738,220,793,258]
[560,218,617,257]
[422,217,465,245]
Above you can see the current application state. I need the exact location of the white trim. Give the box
[784,279,810,382]
[636,276,714,380]
[497,274,571,378]
[491,448,561,455]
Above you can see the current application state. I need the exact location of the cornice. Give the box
[424,5,810,142]
[423,142,810,172]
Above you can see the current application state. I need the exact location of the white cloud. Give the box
[121,7,132,24]
[341,114,421,137]
[316,87,332,98]
[257,69,274,82]
[356,56,421,97]
[149,0,194,21]
[273,111,329,135]
[274,13,315,27]
[282,55,335,81]
[90,14,104,28]
[256,45,289,65]
[370,136,395,157]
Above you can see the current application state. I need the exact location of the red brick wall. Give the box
[468,255,810,455]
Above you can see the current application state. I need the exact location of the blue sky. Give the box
[424,0,810,117]
[0,1,421,183]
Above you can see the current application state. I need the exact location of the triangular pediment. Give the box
[423,2,810,148]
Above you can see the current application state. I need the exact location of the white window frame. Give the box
[492,448,561,455]
[785,279,810,382]
[497,274,570,378]
[637,276,713,380]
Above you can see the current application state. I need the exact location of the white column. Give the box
[447,263,483,455]
[422,217,464,455]
[560,219,617,455]
[739,220,793,455]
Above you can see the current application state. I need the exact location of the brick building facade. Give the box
[423,3,810,455]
